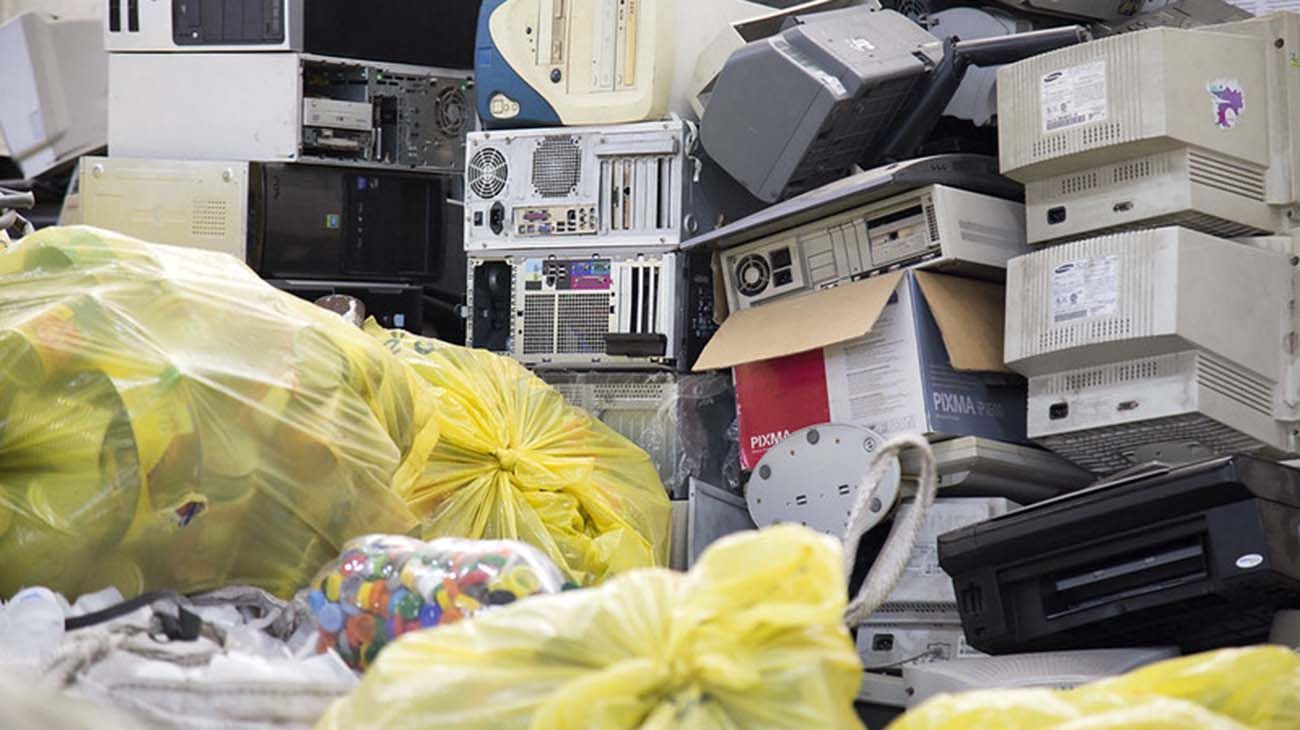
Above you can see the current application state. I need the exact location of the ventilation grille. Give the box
[435,87,469,137]
[531,136,582,197]
[1038,412,1275,474]
[1187,149,1266,202]
[924,203,940,242]
[590,381,674,405]
[1043,211,1268,246]
[468,147,508,199]
[1056,358,1161,392]
[556,294,610,353]
[601,154,675,233]
[190,199,228,238]
[1197,353,1275,417]
[875,602,960,617]
[521,294,555,354]
[1112,158,1155,184]
[1058,171,1098,196]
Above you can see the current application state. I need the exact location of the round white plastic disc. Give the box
[747,423,901,538]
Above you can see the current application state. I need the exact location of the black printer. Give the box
[939,455,1300,654]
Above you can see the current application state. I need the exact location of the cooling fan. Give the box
[734,253,772,298]
[436,87,470,138]
[468,147,509,199]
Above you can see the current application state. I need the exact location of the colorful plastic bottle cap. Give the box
[324,573,343,602]
[347,613,376,645]
[338,549,367,576]
[487,589,518,606]
[418,602,442,628]
[318,603,345,633]
[396,591,422,620]
[308,589,327,614]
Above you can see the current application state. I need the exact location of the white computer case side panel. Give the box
[464,119,699,253]
[108,52,301,162]
[103,0,305,52]
[78,156,251,261]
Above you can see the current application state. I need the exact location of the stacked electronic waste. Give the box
[2,0,1300,728]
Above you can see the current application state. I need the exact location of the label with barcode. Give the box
[1041,61,1107,133]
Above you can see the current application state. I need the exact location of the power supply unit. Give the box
[1005,226,1299,473]
[108,52,473,173]
[466,248,717,371]
[465,119,742,253]
[718,184,1026,311]
[998,14,1300,244]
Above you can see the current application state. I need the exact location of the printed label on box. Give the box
[1051,255,1120,323]
[824,290,927,438]
[1041,61,1107,133]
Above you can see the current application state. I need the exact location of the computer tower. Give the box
[719,184,1026,311]
[998,15,1300,244]
[465,119,735,253]
[108,52,473,173]
[1005,227,1299,473]
[473,0,673,128]
[939,455,1300,654]
[701,7,944,202]
[538,372,737,499]
[78,156,460,287]
[466,248,717,371]
[102,0,481,69]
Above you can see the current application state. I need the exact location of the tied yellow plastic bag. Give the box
[316,525,865,730]
[0,227,439,598]
[889,646,1300,730]
[367,323,670,585]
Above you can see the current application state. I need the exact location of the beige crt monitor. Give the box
[997,13,1300,245]
[1004,227,1299,473]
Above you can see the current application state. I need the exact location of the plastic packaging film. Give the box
[0,226,440,598]
[367,323,672,586]
[307,534,567,671]
[537,370,740,498]
[888,646,1300,730]
[315,525,866,730]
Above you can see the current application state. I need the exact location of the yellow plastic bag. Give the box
[888,646,1300,730]
[368,323,671,585]
[316,525,865,730]
[0,227,439,598]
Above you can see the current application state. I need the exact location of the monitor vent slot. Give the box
[190,199,228,238]
[1196,353,1275,417]
[1112,159,1153,184]
[1058,358,1161,391]
[1187,149,1266,202]
[556,293,610,353]
[1058,171,1098,195]
[531,136,582,198]
[522,294,556,354]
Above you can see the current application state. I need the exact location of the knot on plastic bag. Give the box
[493,447,519,472]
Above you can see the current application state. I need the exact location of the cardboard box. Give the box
[694,270,1027,469]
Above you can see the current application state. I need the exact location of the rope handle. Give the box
[843,433,938,628]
